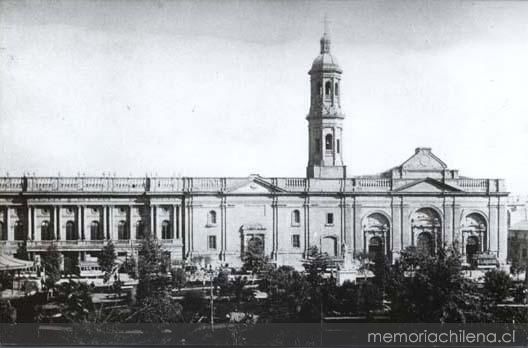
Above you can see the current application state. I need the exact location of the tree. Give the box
[387,246,492,323]
[213,270,229,294]
[242,237,271,275]
[137,232,169,300]
[182,291,206,322]
[135,290,183,323]
[261,265,324,322]
[54,281,95,322]
[0,300,17,323]
[15,240,29,260]
[98,241,116,283]
[42,243,61,289]
[483,269,513,303]
[171,268,186,291]
[302,246,328,285]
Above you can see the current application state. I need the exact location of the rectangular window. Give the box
[327,213,334,225]
[292,234,300,248]
[208,235,217,250]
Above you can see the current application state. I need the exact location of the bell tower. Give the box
[306,25,346,179]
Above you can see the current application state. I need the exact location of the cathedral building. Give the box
[0,31,509,271]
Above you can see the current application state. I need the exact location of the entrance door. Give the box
[368,236,384,262]
[466,236,480,266]
[417,232,434,256]
[321,236,337,257]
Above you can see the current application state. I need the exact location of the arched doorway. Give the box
[321,236,337,257]
[411,208,442,256]
[462,213,487,265]
[363,213,390,260]
[417,232,434,256]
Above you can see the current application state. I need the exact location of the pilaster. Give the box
[172,205,177,240]
[391,197,402,254]
[353,200,362,255]
[303,195,310,255]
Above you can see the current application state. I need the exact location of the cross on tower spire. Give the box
[320,15,331,54]
[323,14,330,35]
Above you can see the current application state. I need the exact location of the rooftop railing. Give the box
[0,176,505,194]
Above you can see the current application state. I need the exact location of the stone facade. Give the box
[0,31,509,270]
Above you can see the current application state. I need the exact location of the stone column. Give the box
[186,199,193,255]
[303,196,310,255]
[55,206,61,240]
[271,197,278,260]
[84,206,90,241]
[178,205,183,240]
[33,207,40,241]
[109,206,115,240]
[77,207,82,240]
[172,205,177,240]
[220,199,226,260]
[6,208,13,241]
[443,198,454,248]
[27,206,33,240]
[128,205,133,240]
[488,199,499,257]
[401,204,411,248]
[453,203,462,253]
[102,206,108,240]
[498,198,508,263]
[344,197,353,257]
[150,206,155,238]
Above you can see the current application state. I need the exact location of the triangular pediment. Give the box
[393,178,463,193]
[227,177,284,194]
[401,148,447,171]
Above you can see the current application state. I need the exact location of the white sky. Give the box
[1,0,528,194]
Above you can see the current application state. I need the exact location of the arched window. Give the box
[336,139,340,153]
[0,222,5,240]
[14,221,24,240]
[334,82,339,96]
[41,220,52,240]
[292,210,301,225]
[118,220,129,240]
[161,220,172,239]
[65,221,77,240]
[136,220,144,239]
[208,210,217,225]
[90,221,102,240]
[325,81,331,96]
[325,134,333,150]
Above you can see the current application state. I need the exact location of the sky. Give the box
[1,0,528,194]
